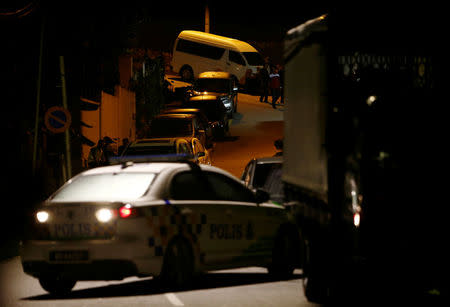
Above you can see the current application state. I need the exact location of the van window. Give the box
[229,51,246,66]
[176,39,225,60]
[242,52,264,66]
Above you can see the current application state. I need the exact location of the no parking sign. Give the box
[44,106,71,133]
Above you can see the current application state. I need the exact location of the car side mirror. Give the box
[255,188,270,204]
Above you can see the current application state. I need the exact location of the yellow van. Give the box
[172,30,264,85]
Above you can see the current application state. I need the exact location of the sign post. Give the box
[44,106,71,134]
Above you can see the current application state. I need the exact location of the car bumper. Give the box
[19,239,163,280]
[21,259,138,280]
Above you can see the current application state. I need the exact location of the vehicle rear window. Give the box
[186,101,225,121]
[242,52,264,66]
[253,163,282,188]
[148,118,193,138]
[51,173,156,202]
[176,39,225,60]
[195,78,230,93]
[124,145,176,156]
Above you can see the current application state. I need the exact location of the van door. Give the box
[228,50,247,82]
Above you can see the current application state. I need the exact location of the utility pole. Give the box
[59,56,72,179]
[205,0,210,33]
[32,14,45,175]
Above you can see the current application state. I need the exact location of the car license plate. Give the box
[49,250,89,262]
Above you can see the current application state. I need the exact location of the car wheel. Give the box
[160,237,194,288]
[268,229,296,279]
[180,66,194,82]
[39,276,77,296]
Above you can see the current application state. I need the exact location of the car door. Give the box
[168,170,282,270]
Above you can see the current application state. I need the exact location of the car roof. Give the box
[254,156,283,164]
[198,71,232,79]
[81,162,233,177]
[189,95,219,102]
[162,108,202,113]
[82,162,183,175]
[153,113,196,120]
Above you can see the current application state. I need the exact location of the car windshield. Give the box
[187,100,224,121]
[148,118,193,137]
[50,173,156,202]
[242,52,264,66]
[124,145,176,156]
[195,79,230,93]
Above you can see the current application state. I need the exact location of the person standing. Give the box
[87,139,105,168]
[277,64,285,104]
[118,138,129,156]
[259,63,270,103]
[269,66,281,109]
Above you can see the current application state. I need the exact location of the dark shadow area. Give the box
[217,135,240,142]
[22,271,302,300]
[254,121,284,134]
[231,112,244,124]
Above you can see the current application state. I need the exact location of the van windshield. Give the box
[195,79,230,93]
[243,52,264,66]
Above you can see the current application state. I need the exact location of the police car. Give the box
[20,156,300,295]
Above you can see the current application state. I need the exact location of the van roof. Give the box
[178,30,258,53]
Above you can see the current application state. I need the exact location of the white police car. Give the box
[20,157,300,295]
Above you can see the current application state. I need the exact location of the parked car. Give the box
[20,157,300,295]
[189,71,239,115]
[161,108,214,149]
[121,137,210,166]
[148,113,208,149]
[241,156,284,204]
[185,95,229,138]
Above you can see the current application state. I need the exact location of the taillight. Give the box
[119,204,139,218]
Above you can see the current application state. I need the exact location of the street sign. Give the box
[44,106,71,133]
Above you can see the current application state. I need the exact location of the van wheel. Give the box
[160,237,194,288]
[39,276,76,296]
[180,66,194,82]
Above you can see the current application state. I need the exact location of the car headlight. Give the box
[219,96,232,108]
[36,210,49,223]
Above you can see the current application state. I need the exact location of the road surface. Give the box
[212,93,284,177]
